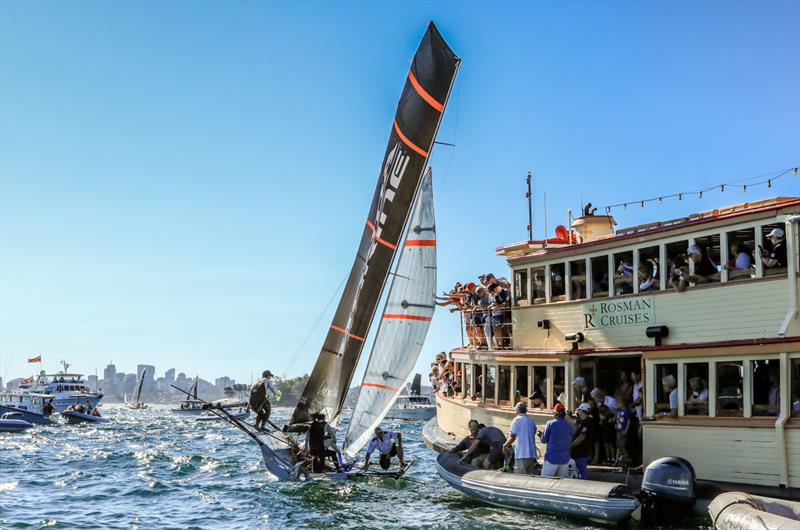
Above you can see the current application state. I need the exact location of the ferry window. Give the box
[716,361,744,417]
[613,251,634,295]
[725,228,755,281]
[751,359,780,417]
[684,363,709,416]
[690,234,721,284]
[484,365,496,403]
[590,256,609,298]
[666,241,689,292]
[637,246,660,292]
[760,223,788,276]
[532,366,547,407]
[57,385,63,392]
[569,259,586,300]
[498,366,511,402]
[531,267,546,305]
[792,359,800,418]
[550,263,566,301]
[463,364,472,398]
[553,366,565,405]
[514,269,528,306]
[515,366,528,401]
[654,363,678,414]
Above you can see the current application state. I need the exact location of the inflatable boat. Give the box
[0,412,35,432]
[61,410,110,424]
[436,452,640,525]
[708,492,800,530]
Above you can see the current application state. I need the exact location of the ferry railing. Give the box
[449,306,513,350]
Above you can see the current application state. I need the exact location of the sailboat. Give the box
[217,22,459,481]
[171,376,205,414]
[127,369,148,409]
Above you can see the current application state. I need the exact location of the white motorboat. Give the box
[24,361,103,412]
[436,452,640,525]
[0,412,35,432]
[171,377,206,414]
[196,409,250,422]
[0,391,56,424]
[61,410,110,424]
[385,373,436,421]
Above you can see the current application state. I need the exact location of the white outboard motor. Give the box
[640,457,697,526]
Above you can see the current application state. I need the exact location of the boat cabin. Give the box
[438,197,800,491]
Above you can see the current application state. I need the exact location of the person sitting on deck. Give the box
[570,403,594,479]
[502,402,538,474]
[460,425,505,470]
[449,420,487,464]
[760,228,787,271]
[669,255,690,292]
[250,370,277,430]
[658,374,678,418]
[363,427,404,471]
[539,403,574,478]
[686,244,718,283]
[528,391,546,410]
[725,240,752,278]
[308,413,342,473]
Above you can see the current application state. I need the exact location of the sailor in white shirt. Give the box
[502,401,538,474]
[363,427,404,470]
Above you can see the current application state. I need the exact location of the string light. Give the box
[743,185,747,193]
[699,191,703,199]
[768,180,772,188]
[640,201,644,207]
[658,197,663,203]
[624,203,628,210]
[720,184,725,192]
[678,193,682,200]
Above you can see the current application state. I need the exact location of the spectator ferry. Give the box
[10,362,104,413]
[427,196,800,502]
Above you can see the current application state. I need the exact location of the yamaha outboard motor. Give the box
[640,457,696,526]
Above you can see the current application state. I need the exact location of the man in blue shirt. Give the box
[540,403,574,477]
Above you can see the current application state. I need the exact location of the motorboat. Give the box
[708,492,800,530]
[0,391,56,424]
[385,374,436,421]
[196,409,250,422]
[436,452,640,525]
[0,412,35,432]
[171,377,206,414]
[61,409,110,424]
[24,361,103,412]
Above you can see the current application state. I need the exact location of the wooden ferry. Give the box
[429,196,800,501]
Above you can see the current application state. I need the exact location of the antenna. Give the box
[526,171,533,242]
[543,192,549,249]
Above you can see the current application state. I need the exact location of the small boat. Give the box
[126,368,148,409]
[171,377,205,414]
[61,410,110,424]
[385,374,436,421]
[708,492,800,530]
[0,412,35,432]
[0,391,56,424]
[436,452,640,525]
[196,409,250,422]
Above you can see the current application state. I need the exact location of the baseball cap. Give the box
[767,227,785,239]
[577,403,592,413]
[554,403,566,415]
[572,376,586,386]
[485,273,496,280]
[465,282,476,290]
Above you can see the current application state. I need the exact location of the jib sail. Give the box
[290,22,459,426]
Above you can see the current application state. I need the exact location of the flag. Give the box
[27,355,41,363]
[22,376,34,384]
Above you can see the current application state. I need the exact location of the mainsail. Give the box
[343,169,436,458]
[133,368,146,405]
[290,22,459,426]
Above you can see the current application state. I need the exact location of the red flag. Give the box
[27,355,41,363]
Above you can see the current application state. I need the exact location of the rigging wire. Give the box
[602,166,798,214]
[280,271,349,379]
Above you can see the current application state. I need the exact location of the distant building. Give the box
[6,378,26,390]
[165,368,175,387]
[87,375,99,391]
[215,376,234,392]
[103,363,117,390]
[137,364,156,393]
[124,373,137,395]
[156,377,165,392]
[0,376,4,389]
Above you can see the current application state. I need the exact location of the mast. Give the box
[290,22,460,426]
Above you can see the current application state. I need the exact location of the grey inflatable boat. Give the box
[708,492,800,530]
[437,452,639,525]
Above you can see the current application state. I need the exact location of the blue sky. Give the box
[1,1,798,385]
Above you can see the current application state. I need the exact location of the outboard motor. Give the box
[639,457,696,526]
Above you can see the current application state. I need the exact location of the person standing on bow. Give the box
[540,403,574,478]
[503,401,538,474]
[363,427,404,471]
[249,370,277,430]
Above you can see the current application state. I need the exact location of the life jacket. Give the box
[308,420,326,454]
[249,379,267,408]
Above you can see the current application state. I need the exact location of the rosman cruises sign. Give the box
[582,296,655,330]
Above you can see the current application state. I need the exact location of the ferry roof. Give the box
[41,373,85,378]
[498,196,800,264]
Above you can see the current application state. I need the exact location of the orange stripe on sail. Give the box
[393,120,428,158]
[383,314,433,321]
[330,324,365,342]
[405,239,435,247]
[407,70,444,112]
[362,382,399,391]
[366,220,397,250]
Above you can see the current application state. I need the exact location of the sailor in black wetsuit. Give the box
[308,413,342,473]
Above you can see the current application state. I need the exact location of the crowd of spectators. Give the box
[435,273,513,350]
[429,352,461,399]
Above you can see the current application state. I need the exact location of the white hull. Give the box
[196,411,249,422]
[385,406,436,421]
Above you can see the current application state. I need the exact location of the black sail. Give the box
[291,22,459,425]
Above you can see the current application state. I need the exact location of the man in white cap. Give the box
[502,401,538,474]
[659,374,678,418]
[572,376,591,407]
[570,403,593,479]
[760,227,787,270]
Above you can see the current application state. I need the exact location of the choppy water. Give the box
[1,406,708,529]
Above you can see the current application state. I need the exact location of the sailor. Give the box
[249,370,277,430]
[43,400,55,416]
[308,413,342,473]
[449,420,487,465]
[363,427,404,471]
[503,401,538,474]
[460,425,505,470]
